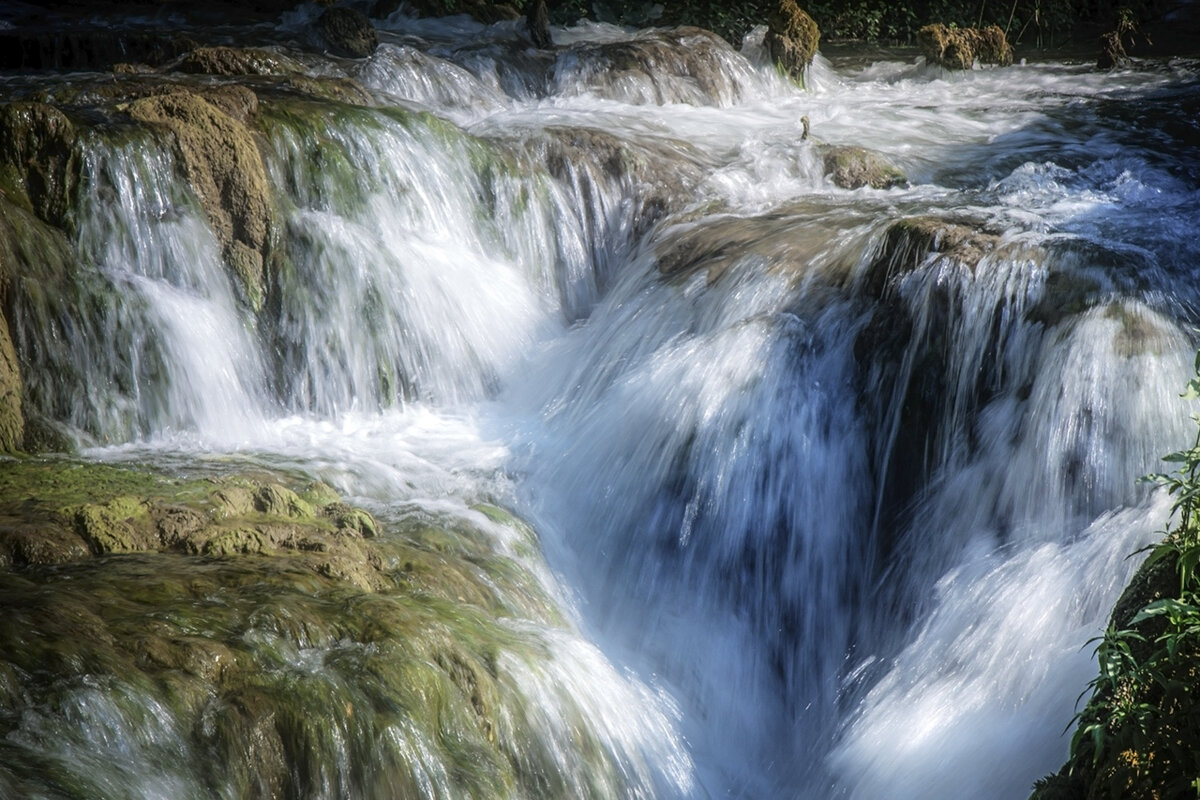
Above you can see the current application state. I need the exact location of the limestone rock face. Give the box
[917,23,1013,70]
[765,0,820,83]
[127,91,273,310]
[316,7,379,59]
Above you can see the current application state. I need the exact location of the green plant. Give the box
[1064,350,1200,798]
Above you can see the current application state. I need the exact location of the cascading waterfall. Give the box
[0,9,1198,799]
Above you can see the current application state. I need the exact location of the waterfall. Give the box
[1,10,1198,799]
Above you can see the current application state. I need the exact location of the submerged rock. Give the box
[127,91,274,310]
[917,23,1013,70]
[766,0,820,84]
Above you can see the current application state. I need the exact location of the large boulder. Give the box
[0,102,79,229]
[917,23,1013,70]
[765,0,820,84]
[315,7,379,58]
[127,91,274,310]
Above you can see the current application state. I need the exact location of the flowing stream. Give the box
[2,9,1200,799]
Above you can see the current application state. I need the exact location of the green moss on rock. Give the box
[918,23,1013,70]
[0,102,79,229]
[766,0,820,84]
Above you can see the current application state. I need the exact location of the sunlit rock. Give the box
[127,91,274,310]
[766,0,820,83]
[820,144,906,190]
[918,23,1013,69]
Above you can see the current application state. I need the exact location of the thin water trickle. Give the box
[1,14,1199,799]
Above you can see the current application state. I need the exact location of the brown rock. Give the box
[127,91,273,310]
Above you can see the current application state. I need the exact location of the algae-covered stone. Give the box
[0,102,79,228]
[766,0,820,84]
[126,91,273,311]
[254,483,315,519]
[323,502,379,538]
[918,23,1013,70]
[74,495,155,554]
[821,145,905,190]
[316,7,379,59]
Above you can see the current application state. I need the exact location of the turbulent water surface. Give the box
[2,9,1200,799]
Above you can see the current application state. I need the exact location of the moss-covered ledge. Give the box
[0,456,648,798]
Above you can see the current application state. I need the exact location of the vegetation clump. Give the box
[1098,9,1148,69]
[917,23,1013,69]
[1032,352,1200,799]
[765,0,820,83]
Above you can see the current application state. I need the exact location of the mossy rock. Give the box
[0,102,79,229]
[315,7,379,59]
[821,144,905,190]
[766,0,820,84]
[0,456,645,799]
[126,91,274,311]
[918,23,1013,70]
[175,46,304,77]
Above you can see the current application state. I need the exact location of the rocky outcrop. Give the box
[315,7,379,59]
[917,23,1013,70]
[821,145,906,190]
[127,91,274,310]
[175,45,304,77]
[765,0,820,83]
[0,102,79,229]
[0,457,643,798]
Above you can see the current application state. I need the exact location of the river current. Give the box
[2,8,1200,799]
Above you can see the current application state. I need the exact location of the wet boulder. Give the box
[175,45,304,77]
[766,0,820,83]
[0,320,23,454]
[126,91,274,310]
[917,23,1013,70]
[820,145,906,190]
[0,102,79,229]
[315,7,379,58]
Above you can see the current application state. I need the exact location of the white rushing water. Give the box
[7,13,1200,799]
